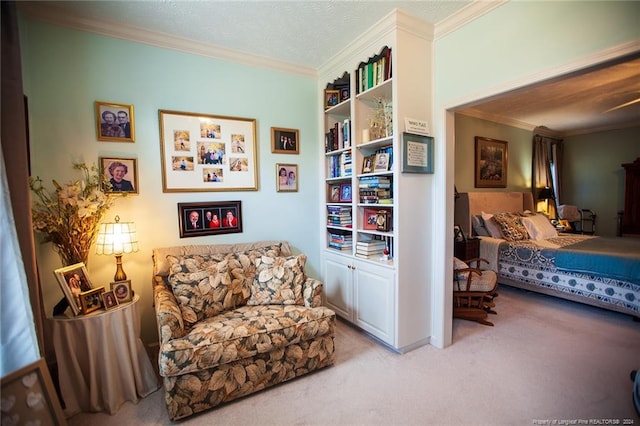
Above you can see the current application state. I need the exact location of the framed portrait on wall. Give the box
[271,127,299,154]
[178,200,243,238]
[276,163,298,192]
[100,156,139,194]
[95,101,135,142]
[475,136,508,188]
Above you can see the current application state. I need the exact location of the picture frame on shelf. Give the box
[376,209,391,232]
[454,224,466,242]
[339,183,352,202]
[336,84,350,102]
[475,136,508,188]
[101,290,119,310]
[95,101,135,142]
[276,163,298,192]
[363,207,379,230]
[362,155,374,173]
[324,90,340,110]
[271,127,299,154]
[100,156,139,194]
[329,184,341,202]
[79,287,105,315]
[53,263,94,316]
[111,280,133,303]
[0,359,65,425]
[158,110,258,192]
[178,200,243,238]
[401,132,433,174]
[374,153,390,172]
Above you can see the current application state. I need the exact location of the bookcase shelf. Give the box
[318,10,433,352]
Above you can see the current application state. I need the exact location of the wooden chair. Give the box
[453,257,498,326]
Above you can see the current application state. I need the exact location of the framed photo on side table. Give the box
[101,290,119,310]
[80,287,105,315]
[54,262,94,316]
[95,101,135,142]
[111,280,133,303]
[475,136,508,188]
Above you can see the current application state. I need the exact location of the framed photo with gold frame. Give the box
[0,358,65,425]
[276,164,298,192]
[475,136,508,188]
[101,290,119,310]
[80,287,105,315]
[324,89,340,110]
[53,263,94,316]
[111,280,133,303]
[99,156,139,194]
[95,101,135,142]
[158,110,258,192]
[271,127,299,154]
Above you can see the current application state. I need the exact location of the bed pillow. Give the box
[492,212,530,241]
[471,215,490,237]
[481,212,504,239]
[521,214,558,240]
[247,254,306,306]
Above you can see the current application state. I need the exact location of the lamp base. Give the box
[114,254,128,282]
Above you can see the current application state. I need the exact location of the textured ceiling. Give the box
[20,1,640,135]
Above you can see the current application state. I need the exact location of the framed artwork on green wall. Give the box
[475,136,508,188]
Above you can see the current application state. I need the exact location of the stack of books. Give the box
[355,239,387,259]
[327,152,352,178]
[327,206,352,227]
[359,176,391,203]
[329,231,353,251]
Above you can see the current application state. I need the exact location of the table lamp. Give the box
[95,215,139,281]
[538,187,555,217]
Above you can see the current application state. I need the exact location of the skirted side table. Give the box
[49,294,159,417]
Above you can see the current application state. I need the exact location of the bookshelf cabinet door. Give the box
[324,252,354,320]
[354,261,394,344]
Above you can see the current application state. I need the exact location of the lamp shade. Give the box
[95,216,139,255]
[538,187,554,200]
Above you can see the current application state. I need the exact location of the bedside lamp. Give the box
[95,215,139,281]
[538,187,555,217]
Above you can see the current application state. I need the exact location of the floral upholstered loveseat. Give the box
[152,240,336,420]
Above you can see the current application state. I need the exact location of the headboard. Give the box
[454,192,534,237]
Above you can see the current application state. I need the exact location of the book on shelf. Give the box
[356,46,392,94]
[355,252,386,260]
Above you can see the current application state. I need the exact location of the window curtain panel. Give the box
[532,129,563,219]
[1,1,47,374]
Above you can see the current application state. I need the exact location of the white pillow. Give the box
[481,212,504,239]
[521,214,558,240]
[453,257,470,282]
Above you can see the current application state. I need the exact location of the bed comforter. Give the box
[479,235,640,317]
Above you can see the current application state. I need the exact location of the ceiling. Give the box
[20,1,640,136]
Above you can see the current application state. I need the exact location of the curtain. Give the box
[1,2,48,364]
[532,128,563,219]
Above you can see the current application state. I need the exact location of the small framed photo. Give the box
[271,127,299,154]
[101,290,119,310]
[336,84,350,102]
[454,224,466,242]
[328,184,341,202]
[324,89,340,109]
[54,263,94,316]
[99,156,139,194]
[363,207,379,230]
[178,200,242,238]
[111,280,133,303]
[339,183,352,202]
[79,287,105,315]
[376,209,391,232]
[276,163,298,192]
[374,153,390,172]
[95,101,135,142]
[362,155,374,173]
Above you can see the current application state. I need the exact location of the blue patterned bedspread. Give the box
[555,237,640,284]
[498,235,640,316]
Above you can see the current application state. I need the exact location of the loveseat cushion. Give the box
[166,245,283,324]
[247,254,306,306]
[158,304,335,377]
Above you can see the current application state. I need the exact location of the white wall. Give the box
[20,20,319,343]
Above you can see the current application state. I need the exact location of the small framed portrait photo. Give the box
[276,163,298,192]
[95,101,135,142]
[324,89,340,110]
[339,183,352,202]
[336,84,350,102]
[328,184,341,203]
[100,157,138,194]
[111,280,133,303]
[79,287,105,315]
[271,127,299,154]
[101,290,119,311]
[54,262,94,316]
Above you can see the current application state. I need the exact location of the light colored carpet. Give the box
[68,286,640,425]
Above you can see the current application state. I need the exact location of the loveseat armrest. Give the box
[302,277,324,308]
[153,275,186,343]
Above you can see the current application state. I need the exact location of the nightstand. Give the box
[49,294,159,416]
[454,237,480,261]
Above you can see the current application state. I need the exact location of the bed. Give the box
[454,191,640,318]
